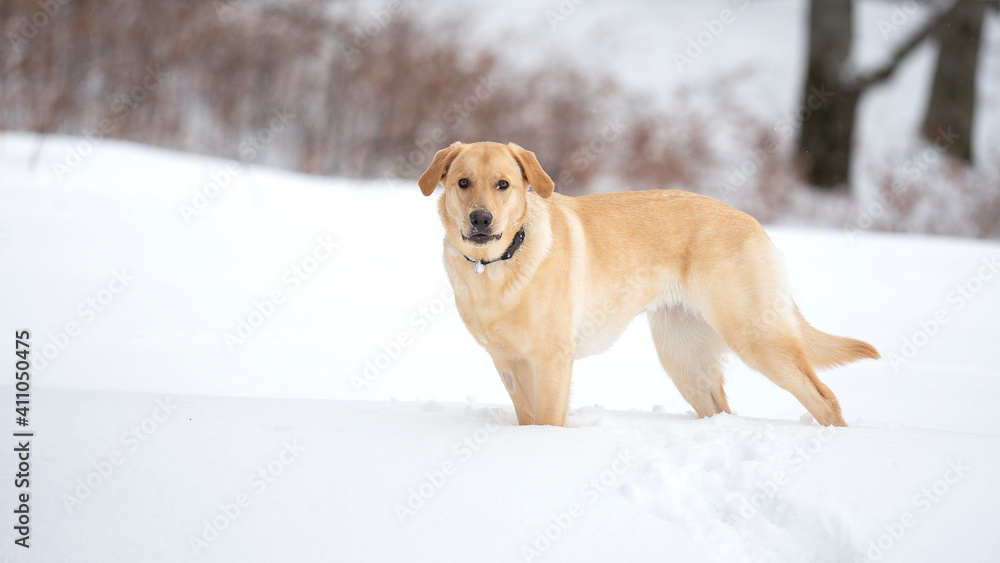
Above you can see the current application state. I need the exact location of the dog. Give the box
[418,141,879,427]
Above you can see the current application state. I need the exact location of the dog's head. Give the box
[418,141,554,260]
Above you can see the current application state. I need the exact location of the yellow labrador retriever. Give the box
[419,141,879,427]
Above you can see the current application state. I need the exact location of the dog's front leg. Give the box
[493,350,574,427]
[528,353,574,427]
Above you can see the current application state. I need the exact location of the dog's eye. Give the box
[458,178,469,189]
[497,180,509,190]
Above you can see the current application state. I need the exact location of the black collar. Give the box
[463,227,525,269]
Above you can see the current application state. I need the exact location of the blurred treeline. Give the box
[1,0,997,237]
[0,0,706,193]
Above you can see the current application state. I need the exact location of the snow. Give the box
[13,389,1000,562]
[1,131,999,561]
[1,1,999,560]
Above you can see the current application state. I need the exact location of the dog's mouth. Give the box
[462,232,502,246]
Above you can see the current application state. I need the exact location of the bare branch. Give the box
[855,0,962,92]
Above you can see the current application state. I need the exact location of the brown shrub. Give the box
[868,147,1000,238]
[0,0,702,195]
[4,0,992,240]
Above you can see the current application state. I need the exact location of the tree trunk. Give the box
[920,0,985,163]
[796,0,856,190]
[794,0,965,190]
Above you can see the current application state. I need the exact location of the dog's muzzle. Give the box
[463,209,500,246]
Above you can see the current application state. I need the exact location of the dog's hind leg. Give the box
[648,305,732,418]
[711,306,848,427]
[731,330,846,427]
[692,238,850,427]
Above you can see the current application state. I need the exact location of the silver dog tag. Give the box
[474,260,485,275]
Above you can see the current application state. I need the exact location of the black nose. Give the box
[469,209,493,231]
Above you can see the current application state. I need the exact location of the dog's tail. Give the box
[795,305,880,370]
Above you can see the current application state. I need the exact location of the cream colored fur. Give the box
[419,141,879,427]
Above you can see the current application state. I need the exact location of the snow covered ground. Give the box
[1,132,999,562]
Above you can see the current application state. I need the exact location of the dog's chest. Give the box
[451,280,647,360]
[452,288,535,355]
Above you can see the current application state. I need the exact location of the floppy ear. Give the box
[507,143,554,198]
[418,142,463,196]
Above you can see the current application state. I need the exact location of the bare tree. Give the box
[796,0,962,190]
[920,0,987,163]
[796,0,856,191]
